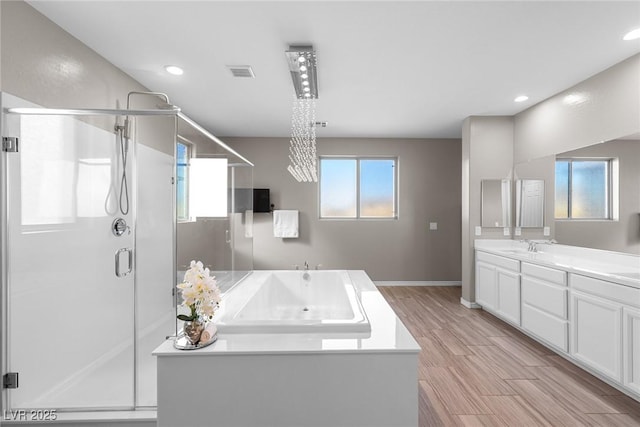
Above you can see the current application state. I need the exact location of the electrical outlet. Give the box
[475,226,482,236]
[429,222,438,230]
[515,227,522,236]
[503,227,510,236]
[543,226,550,236]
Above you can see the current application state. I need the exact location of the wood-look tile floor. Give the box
[378,286,640,427]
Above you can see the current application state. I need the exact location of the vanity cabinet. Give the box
[623,307,640,395]
[568,272,640,385]
[570,289,622,382]
[474,244,640,402]
[475,251,520,326]
[521,262,568,352]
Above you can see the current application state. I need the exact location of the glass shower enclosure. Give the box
[174,115,254,324]
[0,92,254,413]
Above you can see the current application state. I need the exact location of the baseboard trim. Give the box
[460,297,482,309]
[375,281,461,287]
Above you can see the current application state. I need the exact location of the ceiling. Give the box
[27,1,640,139]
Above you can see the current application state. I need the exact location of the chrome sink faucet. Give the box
[526,239,557,252]
[302,261,310,281]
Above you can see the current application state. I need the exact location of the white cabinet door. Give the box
[476,261,497,311]
[570,290,622,382]
[522,304,568,352]
[623,307,640,395]
[496,268,520,326]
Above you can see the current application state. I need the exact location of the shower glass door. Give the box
[4,111,135,409]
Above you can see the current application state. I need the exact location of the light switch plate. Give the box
[475,226,482,236]
[515,227,522,236]
[543,226,550,236]
[503,227,510,236]
[429,222,438,230]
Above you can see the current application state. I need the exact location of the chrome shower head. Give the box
[156,102,180,111]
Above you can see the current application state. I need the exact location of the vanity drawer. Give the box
[522,276,568,319]
[571,274,640,309]
[477,251,520,272]
[522,303,568,352]
[522,262,566,286]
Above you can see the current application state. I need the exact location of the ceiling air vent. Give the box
[227,65,255,78]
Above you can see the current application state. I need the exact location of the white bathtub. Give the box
[214,270,370,333]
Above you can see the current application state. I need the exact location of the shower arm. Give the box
[124,91,177,139]
[126,91,172,110]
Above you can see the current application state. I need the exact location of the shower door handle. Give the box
[115,248,133,278]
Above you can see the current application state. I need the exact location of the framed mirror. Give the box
[481,179,511,228]
[516,179,545,228]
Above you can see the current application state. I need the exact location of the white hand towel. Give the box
[200,323,218,344]
[273,210,299,238]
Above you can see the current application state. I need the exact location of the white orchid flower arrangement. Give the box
[177,260,222,322]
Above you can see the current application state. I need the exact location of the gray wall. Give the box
[225,137,461,282]
[514,53,640,164]
[0,0,173,155]
[461,116,514,303]
[1,1,144,105]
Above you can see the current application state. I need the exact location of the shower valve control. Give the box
[112,218,129,237]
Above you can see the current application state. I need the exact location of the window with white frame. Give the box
[555,158,616,220]
[319,157,397,219]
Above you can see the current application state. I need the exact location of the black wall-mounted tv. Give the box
[253,188,271,213]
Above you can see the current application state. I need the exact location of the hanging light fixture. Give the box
[285,45,319,182]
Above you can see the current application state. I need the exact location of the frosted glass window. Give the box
[320,157,397,219]
[555,159,610,220]
[555,160,569,219]
[320,159,357,218]
[360,159,395,217]
[176,142,189,221]
[572,161,608,218]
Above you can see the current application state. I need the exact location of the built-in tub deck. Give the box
[153,270,420,427]
[214,270,370,334]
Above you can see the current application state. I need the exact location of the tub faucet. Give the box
[304,261,309,270]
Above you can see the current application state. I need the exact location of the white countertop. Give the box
[475,239,640,289]
[153,270,421,357]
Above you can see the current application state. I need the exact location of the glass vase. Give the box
[183,318,206,345]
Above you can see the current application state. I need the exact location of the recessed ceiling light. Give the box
[164,65,184,76]
[304,93,311,97]
[298,56,306,63]
[299,65,307,72]
[623,27,640,41]
[514,95,529,103]
[303,87,310,92]
[301,73,308,79]
[302,81,309,86]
